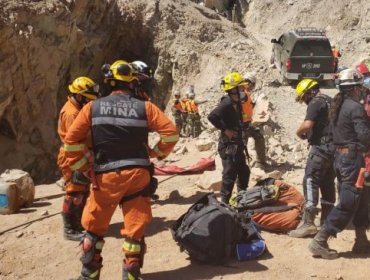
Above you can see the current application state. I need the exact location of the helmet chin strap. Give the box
[74,95,88,108]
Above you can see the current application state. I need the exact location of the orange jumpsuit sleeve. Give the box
[63,102,93,172]
[145,101,179,159]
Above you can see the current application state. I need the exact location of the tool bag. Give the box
[232,178,279,210]
[234,178,304,232]
[171,193,250,264]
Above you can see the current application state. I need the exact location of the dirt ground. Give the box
[1,143,369,280]
[1,0,370,279]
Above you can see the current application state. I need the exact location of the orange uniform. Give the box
[172,98,183,112]
[186,99,199,113]
[57,97,90,193]
[180,98,188,112]
[241,91,254,123]
[64,91,178,240]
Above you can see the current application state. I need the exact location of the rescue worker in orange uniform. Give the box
[64,60,178,280]
[171,90,185,134]
[57,76,99,241]
[240,73,267,168]
[184,86,207,137]
[331,45,341,73]
[180,91,190,132]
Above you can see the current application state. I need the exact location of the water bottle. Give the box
[0,181,18,215]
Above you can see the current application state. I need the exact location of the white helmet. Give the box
[130,60,153,79]
[173,90,180,97]
[244,72,256,85]
[337,69,363,87]
[187,85,194,94]
[188,92,195,98]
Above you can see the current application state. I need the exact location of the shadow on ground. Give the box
[106,216,177,238]
[154,190,208,206]
[144,259,269,280]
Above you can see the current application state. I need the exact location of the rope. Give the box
[0,158,217,236]
[0,211,61,236]
[0,173,181,236]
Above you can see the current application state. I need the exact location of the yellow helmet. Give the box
[109,60,137,83]
[222,71,247,91]
[68,76,99,100]
[295,79,318,101]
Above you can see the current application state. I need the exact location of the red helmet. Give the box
[355,63,370,75]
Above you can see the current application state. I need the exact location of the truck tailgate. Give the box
[290,56,334,75]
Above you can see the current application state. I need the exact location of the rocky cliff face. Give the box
[0,0,260,182]
[0,0,369,182]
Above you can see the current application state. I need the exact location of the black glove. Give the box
[142,164,158,198]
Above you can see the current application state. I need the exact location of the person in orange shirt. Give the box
[57,76,99,241]
[240,73,267,168]
[331,45,341,73]
[184,86,207,137]
[65,60,178,280]
[180,91,190,133]
[171,90,185,134]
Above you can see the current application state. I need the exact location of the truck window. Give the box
[291,40,332,56]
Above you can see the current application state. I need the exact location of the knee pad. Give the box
[81,232,105,265]
[63,192,85,214]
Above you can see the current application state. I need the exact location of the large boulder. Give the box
[0,169,35,214]
[196,154,222,191]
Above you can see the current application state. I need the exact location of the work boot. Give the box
[309,228,338,259]
[70,266,102,280]
[122,262,142,280]
[352,227,370,254]
[253,161,268,169]
[62,212,84,241]
[289,208,318,238]
[320,203,334,226]
[70,277,97,280]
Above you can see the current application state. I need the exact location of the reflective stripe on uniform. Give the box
[63,143,86,152]
[92,117,148,127]
[89,270,100,279]
[94,158,151,173]
[306,177,315,208]
[242,113,252,123]
[122,241,141,253]
[96,240,105,250]
[153,145,165,157]
[71,157,88,171]
[160,134,179,143]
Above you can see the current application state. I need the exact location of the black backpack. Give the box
[171,193,251,264]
